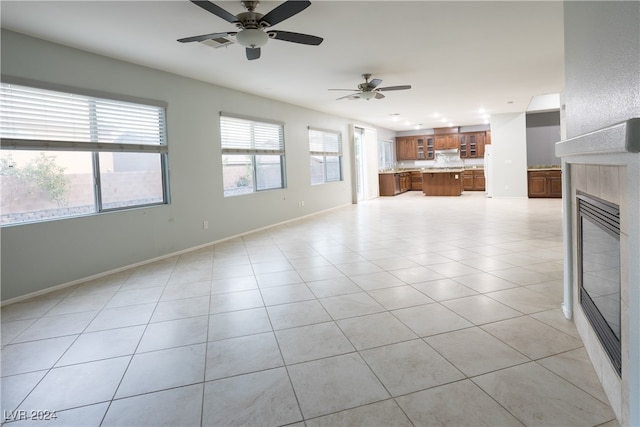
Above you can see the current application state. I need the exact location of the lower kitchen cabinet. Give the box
[462,169,485,191]
[379,172,411,196]
[410,171,423,191]
[528,169,562,198]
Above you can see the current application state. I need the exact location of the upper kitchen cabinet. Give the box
[396,127,489,161]
[433,127,460,151]
[396,136,433,160]
[434,134,459,150]
[459,132,486,158]
[424,136,435,160]
[396,136,413,160]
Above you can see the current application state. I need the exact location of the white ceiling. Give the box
[0,1,565,131]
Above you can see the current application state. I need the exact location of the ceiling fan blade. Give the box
[374,92,386,99]
[190,0,239,23]
[267,30,323,46]
[260,0,311,27]
[377,85,412,91]
[177,31,235,43]
[336,93,359,100]
[368,79,383,89]
[246,47,261,60]
[328,89,358,91]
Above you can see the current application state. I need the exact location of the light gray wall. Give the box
[526,111,561,166]
[563,1,640,138]
[0,30,389,301]
[489,113,528,198]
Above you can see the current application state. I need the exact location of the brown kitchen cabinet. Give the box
[434,134,459,150]
[396,136,432,160]
[399,129,488,160]
[459,132,486,158]
[395,137,414,160]
[410,171,423,191]
[379,172,412,196]
[463,169,485,191]
[425,136,435,160]
[528,170,562,198]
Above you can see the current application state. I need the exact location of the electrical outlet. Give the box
[301,200,305,207]
[203,220,208,230]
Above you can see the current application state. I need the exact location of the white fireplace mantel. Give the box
[556,118,640,157]
[556,118,639,427]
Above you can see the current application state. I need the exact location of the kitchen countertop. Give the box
[379,166,482,174]
[421,168,464,173]
[528,165,561,170]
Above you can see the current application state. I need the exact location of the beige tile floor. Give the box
[1,191,619,426]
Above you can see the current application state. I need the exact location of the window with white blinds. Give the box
[0,81,169,225]
[220,113,286,196]
[309,127,343,185]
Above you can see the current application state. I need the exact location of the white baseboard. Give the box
[1,203,351,306]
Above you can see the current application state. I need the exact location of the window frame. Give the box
[0,77,170,226]
[309,126,343,185]
[220,112,286,197]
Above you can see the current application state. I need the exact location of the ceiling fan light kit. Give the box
[178,0,323,60]
[359,91,377,101]
[236,29,268,48]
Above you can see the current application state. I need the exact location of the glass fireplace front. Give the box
[577,192,621,376]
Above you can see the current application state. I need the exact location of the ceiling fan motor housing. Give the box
[236,11,264,29]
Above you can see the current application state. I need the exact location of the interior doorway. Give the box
[354,127,365,202]
[351,125,379,203]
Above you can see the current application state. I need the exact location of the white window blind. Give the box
[309,127,342,155]
[220,113,284,154]
[0,82,167,153]
[309,127,343,185]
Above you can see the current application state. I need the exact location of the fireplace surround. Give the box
[556,118,639,426]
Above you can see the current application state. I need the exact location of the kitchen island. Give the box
[422,169,463,196]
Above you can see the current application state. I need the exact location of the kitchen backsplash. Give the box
[394,158,484,169]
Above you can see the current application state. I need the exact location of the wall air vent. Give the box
[200,38,234,48]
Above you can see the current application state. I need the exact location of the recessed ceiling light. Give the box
[482,114,490,119]
[448,122,453,127]
[440,118,447,123]
[478,108,486,114]
[433,113,440,118]
[405,121,411,126]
